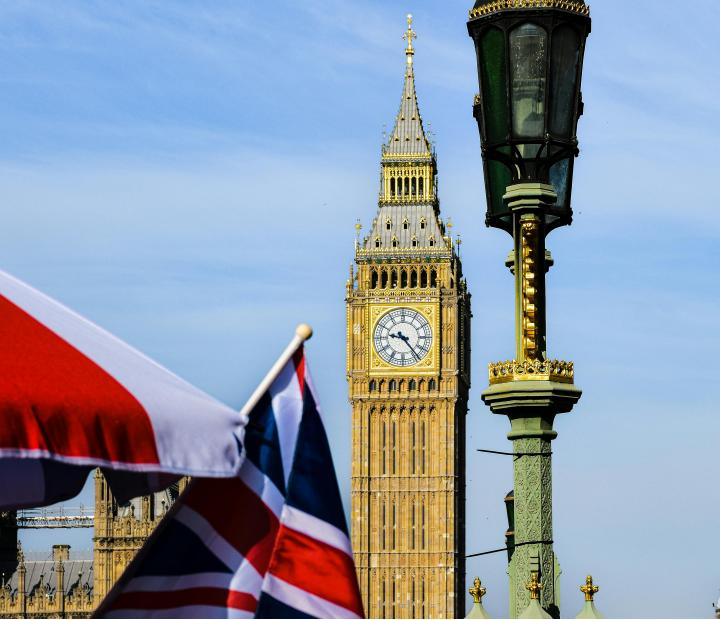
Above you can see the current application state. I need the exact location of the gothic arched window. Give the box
[410,501,416,549]
[391,502,396,550]
[391,420,397,474]
[411,421,416,474]
[382,502,387,548]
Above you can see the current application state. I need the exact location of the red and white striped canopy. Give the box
[0,270,246,509]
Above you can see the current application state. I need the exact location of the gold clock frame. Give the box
[368,302,439,376]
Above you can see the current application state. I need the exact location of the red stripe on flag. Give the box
[292,347,305,396]
[268,524,363,615]
[183,477,279,574]
[110,587,257,612]
[0,296,160,464]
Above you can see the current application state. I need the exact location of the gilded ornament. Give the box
[469,577,487,603]
[488,359,574,384]
[469,0,590,18]
[526,571,543,600]
[520,219,540,361]
[580,575,599,601]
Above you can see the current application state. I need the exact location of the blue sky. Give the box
[3,1,719,617]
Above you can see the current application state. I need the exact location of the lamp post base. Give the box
[482,379,581,618]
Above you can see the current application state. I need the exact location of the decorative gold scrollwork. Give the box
[520,220,540,361]
[469,0,590,18]
[488,359,574,384]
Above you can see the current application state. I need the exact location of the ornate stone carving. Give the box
[511,438,555,617]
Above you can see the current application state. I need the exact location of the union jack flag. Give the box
[96,345,364,619]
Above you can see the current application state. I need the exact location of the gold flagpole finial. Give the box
[526,572,543,601]
[403,14,416,63]
[580,575,599,602]
[469,577,487,604]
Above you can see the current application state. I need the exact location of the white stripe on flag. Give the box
[227,609,255,619]
[281,505,353,556]
[263,574,362,620]
[122,572,234,593]
[174,505,263,592]
[239,458,284,518]
[269,358,303,490]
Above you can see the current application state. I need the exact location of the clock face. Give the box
[373,308,432,367]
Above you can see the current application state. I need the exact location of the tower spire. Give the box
[385,15,431,159]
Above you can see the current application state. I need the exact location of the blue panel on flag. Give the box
[255,592,315,619]
[245,391,286,496]
[133,518,233,576]
[286,388,348,535]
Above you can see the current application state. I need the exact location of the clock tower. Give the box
[346,16,471,620]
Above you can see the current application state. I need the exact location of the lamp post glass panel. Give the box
[469,1,591,233]
[468,2,590,618]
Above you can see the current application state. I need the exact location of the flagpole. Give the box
[239,323,313,419]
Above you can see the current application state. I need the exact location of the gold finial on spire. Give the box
[469,577,487,604]
[403,13,416,64]
[580,575,599,602]
[526,572,543,601]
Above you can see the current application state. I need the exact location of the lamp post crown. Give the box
[469,0,589,18]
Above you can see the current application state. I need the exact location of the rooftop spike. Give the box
[403,14,416,66]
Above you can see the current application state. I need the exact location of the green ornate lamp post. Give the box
[466,1,591,617]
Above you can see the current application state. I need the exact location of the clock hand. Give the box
[388,332,419,360]
[396,332,421,360]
